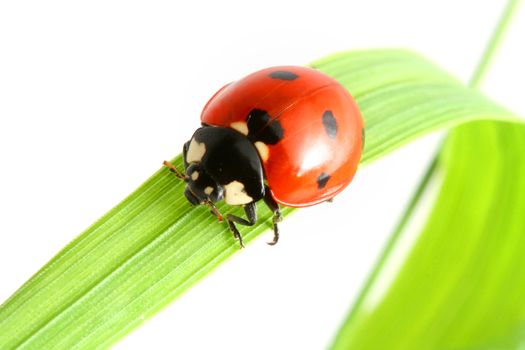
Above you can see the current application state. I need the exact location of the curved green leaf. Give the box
[0,49,518,349]
[331,120,525,350]
[331,2,525,348]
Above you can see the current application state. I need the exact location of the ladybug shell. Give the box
[201,66,363,208]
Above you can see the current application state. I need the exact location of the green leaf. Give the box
[331,120,525,350]
[0,49,519,349]
[331,2,525,348]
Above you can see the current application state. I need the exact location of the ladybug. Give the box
[164,66,364,248]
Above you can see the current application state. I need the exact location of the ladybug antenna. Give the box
[206,199,223,222]
[163,160,188,182]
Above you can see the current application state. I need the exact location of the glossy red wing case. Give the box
[201,66,363,207]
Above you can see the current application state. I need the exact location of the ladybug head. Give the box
[184,163,224,205]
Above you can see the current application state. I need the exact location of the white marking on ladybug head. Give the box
[230,121,249,135]
[186,138,206,163]
[224,180,253,205]
[254,141,269,162]
[191,171,199,181]
[204,186,214,195]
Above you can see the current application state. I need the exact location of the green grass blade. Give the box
[331,121,525,350]
[469,0,521,87]
[0,49,518,349]
[0,157,291,349]
[331,2,525,348]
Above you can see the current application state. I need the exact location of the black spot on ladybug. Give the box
[247,109,284,145]
[322,110,338,139]
[246,109,269,134]
[317,172,331,189]
[361,128,365,149]
[269,71,299,81]
[261,120,284,145]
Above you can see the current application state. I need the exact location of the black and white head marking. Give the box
[224,180,254,205]
[186,138,206,163]
[182,126,265,206]
[184,163,224,204]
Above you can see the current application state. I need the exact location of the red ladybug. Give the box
[164,66,364,248]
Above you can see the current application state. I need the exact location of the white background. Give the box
[1,1,524,349]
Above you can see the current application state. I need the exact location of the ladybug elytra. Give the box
[164,66,364,248]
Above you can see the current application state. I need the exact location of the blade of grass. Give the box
[469,0,521,87]
[333,0,525,349]
[0,49,518,349]
[331,121,525,350]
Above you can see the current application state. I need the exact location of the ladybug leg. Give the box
[263,186,282,246]
[226,202,257,249]
[205,200,223,222]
